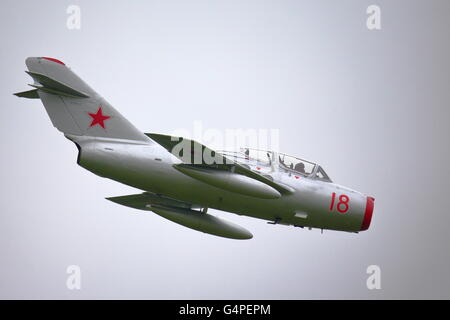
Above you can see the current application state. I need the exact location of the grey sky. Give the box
[1,0,449,299]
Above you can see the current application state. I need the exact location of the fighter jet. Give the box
[15,57,374,239]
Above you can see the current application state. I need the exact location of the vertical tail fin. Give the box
[15,57,149,142]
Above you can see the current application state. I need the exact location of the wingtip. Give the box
[13,88,39,99]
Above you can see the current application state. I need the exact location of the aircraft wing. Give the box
[145,133,294,197]
[107,191,197,211]
[107,192,253,239]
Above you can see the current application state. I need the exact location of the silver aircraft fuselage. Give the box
[69,135,373,233]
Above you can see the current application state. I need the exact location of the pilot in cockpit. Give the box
[279,155,297,171]
[294,162,305,174]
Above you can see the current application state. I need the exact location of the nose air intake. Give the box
[360,196,375,231]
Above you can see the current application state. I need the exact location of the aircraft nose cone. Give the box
[360,196,375,231]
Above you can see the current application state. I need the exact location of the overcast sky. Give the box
[1,0,449,299]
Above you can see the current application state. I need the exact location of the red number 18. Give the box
[329,192,350,213]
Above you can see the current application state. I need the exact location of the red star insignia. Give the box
[88,107,110,129]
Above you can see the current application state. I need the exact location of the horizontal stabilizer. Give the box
[14,89,39,99]
[26,71,90,98]
[28,84,86,98]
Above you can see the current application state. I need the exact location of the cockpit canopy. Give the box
[219,148,332,182]
[277,152,331,182]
